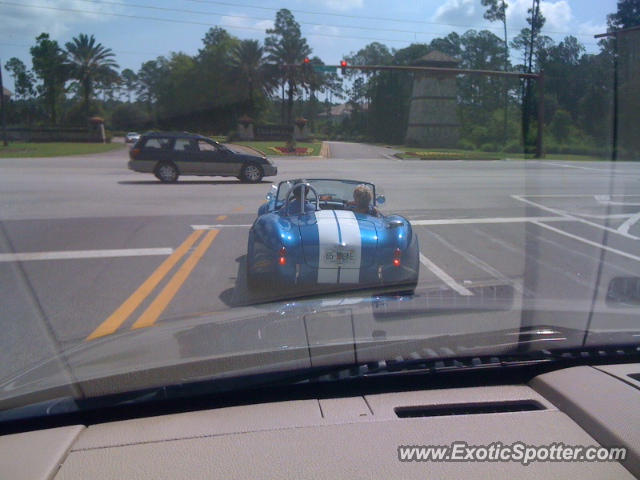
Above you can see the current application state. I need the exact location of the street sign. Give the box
[313,65,337,73]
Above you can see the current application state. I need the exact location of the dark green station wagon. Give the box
[128,132,277,183]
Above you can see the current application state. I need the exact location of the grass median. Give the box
[388,146,602,161]
[0,142,125,158]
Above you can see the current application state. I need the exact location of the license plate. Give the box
[325,247,355,265]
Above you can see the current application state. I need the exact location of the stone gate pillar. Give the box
[405,51,460,148]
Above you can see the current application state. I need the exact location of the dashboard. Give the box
[1,363,639,479]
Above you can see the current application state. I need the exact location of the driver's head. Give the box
[353,185,372,209]
[292,181,308,200]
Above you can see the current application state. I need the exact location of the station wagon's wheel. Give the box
[240,163,263,183]
[155,162,179,183]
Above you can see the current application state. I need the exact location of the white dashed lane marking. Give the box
[0,248,173,262]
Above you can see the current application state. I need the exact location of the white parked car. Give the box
[125,132,140,143]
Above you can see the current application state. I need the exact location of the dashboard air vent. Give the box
[394,400,545,418]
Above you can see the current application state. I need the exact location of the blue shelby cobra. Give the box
[246,179,419,294]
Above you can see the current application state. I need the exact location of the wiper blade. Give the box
[303,339,640,384]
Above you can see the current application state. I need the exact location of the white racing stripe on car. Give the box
[316,210,340,283]
[334,210,362,284]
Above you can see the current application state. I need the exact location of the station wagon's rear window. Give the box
[143,138,169,150]
[174,139,195,151]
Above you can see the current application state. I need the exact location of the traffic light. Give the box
[302,57,312,79]
[340,60,348,75]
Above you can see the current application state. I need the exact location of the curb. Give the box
[270,155,324,160]
[320,141,330,159]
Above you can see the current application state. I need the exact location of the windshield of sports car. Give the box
[1,0,639,420]
[275,179,376,206]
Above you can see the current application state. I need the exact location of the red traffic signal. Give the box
[303,57,311,64]
[340,60,348,74]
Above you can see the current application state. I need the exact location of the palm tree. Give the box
[265,9,312,124]
[65,34,119,120]
[230,40,274,113]
[265,37,311,124]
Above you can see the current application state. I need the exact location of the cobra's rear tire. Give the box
[246,267,271,292]
[247,271,261,291]
[246,242,267,292]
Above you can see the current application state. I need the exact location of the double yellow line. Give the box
[86,229,219,341]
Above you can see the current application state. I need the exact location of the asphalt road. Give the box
[326,141,399,159]
[2,141,640,382]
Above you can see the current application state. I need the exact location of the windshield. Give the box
[1,0,639,419]
[275,179,376,205]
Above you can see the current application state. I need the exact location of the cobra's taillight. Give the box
[279,246,287,266]
[393,248,401,267]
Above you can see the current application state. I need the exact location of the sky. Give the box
[0,0,618,92]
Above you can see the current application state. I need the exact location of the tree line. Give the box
[3,0,639,156]
[6,33,118,125]
[4,8,343,134]
[339,0,638,156]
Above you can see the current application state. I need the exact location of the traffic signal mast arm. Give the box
[286,62,540,79]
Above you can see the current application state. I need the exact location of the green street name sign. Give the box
[313,65,338,73]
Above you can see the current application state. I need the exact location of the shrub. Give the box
[110,104,149,130]
[457,138,476,151]
[310,132,328,141]
[470,126,492,148]
[479,143,497,152]
[546,142,597,156]
[565,145,595,156]
[618,147,638,160]
[226,130,238,142]
[502,140,523,153]
[63,101,104,127]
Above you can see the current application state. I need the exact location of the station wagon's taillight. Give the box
[130,148,141,159]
